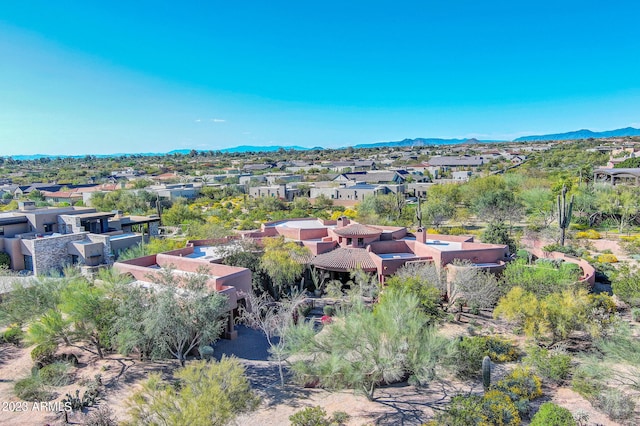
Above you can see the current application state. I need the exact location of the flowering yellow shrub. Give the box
[480,390,521,426]
[495,366,543,401]
[597,253,618,263]
[447,227,468,236]
[426,228,440,234]
[575,229,601,239]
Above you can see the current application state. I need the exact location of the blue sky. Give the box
[1,1,639,155]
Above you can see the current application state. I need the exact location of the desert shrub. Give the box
[597,253,618,263]
[494,366,543,402]
[530,402,576,426]
[571,364,604,399]
[438,394,486,425]
[516,249,530,260]
[574,230,601,239]
[0,251,10,268]
[323,305,335,316]
[525,346,572,383]
[502,258,580,297]
[454,336,519,379]
[125,357,257,425]
[289,406,330,426]
[437,391,520,426]
[14,373,53,401]
[631,307,640,322]
[542,244,585,257]
[595,389,636,422]
[2,323,23,344]
[31,342,57,365]
[297,302,312,318]
[446,227,467,236]
[82,405,118,426]
[39,361,73,386]
[620,234,640,255]
[482,390,521,426]
[612,267,640,307]
[330,411,350,425]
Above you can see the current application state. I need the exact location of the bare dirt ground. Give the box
[0,320,631,426]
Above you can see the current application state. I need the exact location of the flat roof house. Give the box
[0,201,160,275]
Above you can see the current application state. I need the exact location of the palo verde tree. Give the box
[58,279,116,359]
[285,287,453,400]
[260,236,310,299]
[124,357,258,426]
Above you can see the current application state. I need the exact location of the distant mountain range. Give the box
[6,127,640,159]
[353,137,501,149]
[514,127,640,142]
[168,145,321,155]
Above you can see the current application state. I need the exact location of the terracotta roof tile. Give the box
[334,223,382,237]
[311,248,377,272]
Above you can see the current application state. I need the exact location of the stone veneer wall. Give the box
[21,233,87,275]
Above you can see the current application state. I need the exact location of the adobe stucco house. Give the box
[242,217,510,283]
[0,201,160,275]
[113,243,252,339]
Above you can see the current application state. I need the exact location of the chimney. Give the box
[18,201,36,211]
[337,216,349,228]
[416,227,427,244]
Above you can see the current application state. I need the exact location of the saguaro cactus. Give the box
[557,185,574,246]
[482,355,492,392]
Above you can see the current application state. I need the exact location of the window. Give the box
[44,224,53,233]
[0,227,4,236]
[357,238,364,247]
[346,238,352,246]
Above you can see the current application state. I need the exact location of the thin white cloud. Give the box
[210,118,226,123]
[194,119,202,123]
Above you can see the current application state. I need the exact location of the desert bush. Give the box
[597,253,618,263]
[571,364,604,400]
[437,391,520,426]
[525,345,572,383]
[286,288,453,400]
[502,258,580,297]
[30,342,57,365]
[124,357,258,426]
[39,361,73,387]
[595,389,636,422]
[482,390,521,426]
[14,373,53,401]
[323,305,335,316]
[530,402,576,425]
[453,336,519,379]
[0,251,10,269]
[289,406,349,426]
[494,366,543,402]
[612,266,640,307]
[289,406,329,426]
[2,323,23,344]
[574,230,601,239]
[620,234,640,255]
[82,405,118,426]
[631,307,640,322]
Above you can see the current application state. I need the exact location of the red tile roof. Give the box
[311,248,377,272]
[333,223,382,237]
